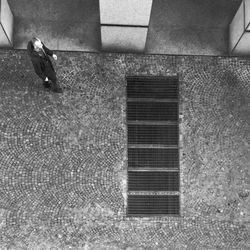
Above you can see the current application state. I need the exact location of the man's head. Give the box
[32,37,43,51]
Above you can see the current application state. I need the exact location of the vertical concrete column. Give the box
[229,0,250,55]
[0,0,14,47]
[99,0,152,52]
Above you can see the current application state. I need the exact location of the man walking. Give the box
[27,37,63,93]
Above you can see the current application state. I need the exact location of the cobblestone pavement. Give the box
[0,50,249,249]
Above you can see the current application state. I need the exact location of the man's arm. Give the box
[42,43,53,56]
[42,43,57,60]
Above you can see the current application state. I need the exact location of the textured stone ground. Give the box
[0,50,249,249]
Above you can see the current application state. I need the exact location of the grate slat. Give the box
[128,148,179,169]
[128,171,179,191]
[127,80,178,99]
[127,102,178,121]
[128,124,178,145]
[127,195,179,215]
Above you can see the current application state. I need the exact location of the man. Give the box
[27,37,63,93]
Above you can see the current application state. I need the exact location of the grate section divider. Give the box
[127,98,178,103]
[127,121,178,125]
[128,191,180,196]
[128,168,179,172]
[128,144,178,149]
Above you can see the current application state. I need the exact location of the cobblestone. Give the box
[0,50,249,249]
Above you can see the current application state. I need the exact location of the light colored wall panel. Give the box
[99,0,152,25]
[0,23,10,46]
[0,0,14,46]
[229,1,244,53]
[232,31,250,54]
[101,26,148,52]
[245,0,250,30]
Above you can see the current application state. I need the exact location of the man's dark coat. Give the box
[27,41,56,82]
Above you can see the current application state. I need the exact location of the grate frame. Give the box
[126,75,180,217]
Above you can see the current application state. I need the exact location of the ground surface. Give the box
[0,49,249,249]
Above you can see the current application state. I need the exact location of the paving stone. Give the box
[0,49,249,249]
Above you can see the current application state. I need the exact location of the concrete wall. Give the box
[0,0,14,47]
[8,0,101,51]
[7,0,242,55]
[0,49,249,249]
[146,0,241,55]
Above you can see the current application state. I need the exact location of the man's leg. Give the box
[49,74,63,93]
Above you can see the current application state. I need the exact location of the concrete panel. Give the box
[0,24,9,46]
[99,0,152,25]
[232,31,250,55]
[9,0,100,51]
[8,0,99,22]
[146,0,241,55]
[101,26,148,52]
[146,25,228,55]
[7,0,242,55]
[0,0,13,46]
[229,0,250,55]
[245,0,250,30]
[13,17,100,51]
[229,1,244,53]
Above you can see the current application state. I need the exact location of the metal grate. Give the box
[128,171,179,191]
[127,195,180,216]
[127,76,180,216]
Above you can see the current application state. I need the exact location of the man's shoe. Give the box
[43,82,51,89]
[52,86,63,93]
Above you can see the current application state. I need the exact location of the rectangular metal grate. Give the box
[126,76,180,216]
[128,124,178,145]
[127,78,178,99]
[128,171,179,191]
[127,102,178,121]
[128,148,179,169]
[127,195,180,215]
